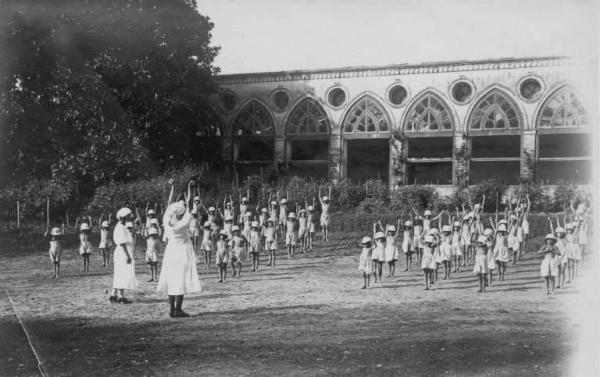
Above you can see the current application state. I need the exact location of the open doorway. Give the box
[346,139,389,182]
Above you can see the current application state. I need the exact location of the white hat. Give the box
[404,220,413,227]
[498,219,508,225]
[473,203,481,210]
[150,218,159,225]
[147,209,156,215]
[442,225,451,233]
[203,221,212,228]
[251,221,260,228]
[565,223,575,230]
[101,220,110,228]
[466,211,474,219]
[280,198,287,204]
[322,196,329,202]
[125,221,134,229]
[219,230,229,238]
[510,198,518,204]
[555,227,565,234]
[261,208,268,213]
[484,228,494,236]
[497,223,507,232]
[453,221,461,227]
[245,211,252,216]
[271,200,277,206]
[169,201,186,216]
[477,235,488,244]
[241,197,248,202]
[50,227,62,236]
[429,228,439,235]
[231,225,240,232]
[193,196,200,201]
[208,206,216,212]
[424,235,434,244]
[299,208,306,213]
[307,205,314,211]
[374,232,385,240]
[545,233,557,241]
[79,223,90,231]
[510,214,517,220]
[267,217,276,224]
[117,207,132,219]
[225,215,233,222]
[147,227,159,236]
[424,209,432,216]
[360,236,372,245]
[225,202,232,207]
[288,212,296,219]
[386,225,396,232]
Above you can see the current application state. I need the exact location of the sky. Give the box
[197,0,599,74]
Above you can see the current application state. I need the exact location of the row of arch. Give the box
[203,84,588,139]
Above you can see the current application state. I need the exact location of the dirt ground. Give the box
[0,232,595,377]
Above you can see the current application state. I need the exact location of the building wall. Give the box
[207,57,594,186]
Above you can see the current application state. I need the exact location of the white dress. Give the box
[157,212,201,296]
[112,223,139,290]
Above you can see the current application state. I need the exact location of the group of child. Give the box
[357,196,590,294]
[43,187,333,283]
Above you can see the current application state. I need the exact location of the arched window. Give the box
[468,90,521,130]
[404,93,453,132]
[232,100,275,136]
[537,87,587,128]
[286,98,330,135]
[343,95,390,134]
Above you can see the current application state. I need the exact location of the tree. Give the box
[0,0,220,192]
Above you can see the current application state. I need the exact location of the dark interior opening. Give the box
[539,134,590,158]
[191,137,222,161]
[346,139,389,183]
[237,138,274,161]
[407,162,452,185]
[470,161,520,184]
[407,137,453,158]
[287,163,329,178]
[290,140,329,160]
[471,135,520,158]
[537,160,591,184]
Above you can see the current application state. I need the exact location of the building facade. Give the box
[201,56,593,187]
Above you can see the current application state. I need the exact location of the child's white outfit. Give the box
[373,239,386,262]
[231,235,246,262]
[441,235,453,261]
[49,239,62,262]
[307,212,316,233]
[216,239,229,265]
[508,226,520,254]
[189,216,200,239]
[264,227,277,251]
[79,233,92,256]
[201,229,213,252]
[421,246,436,270]
[145,236,160,263]
[286,220,297,246]
[486,239,496,270]
[413,224,423,250]
[99,228,113,250]
[539,245,559,277]
[493,234,510,263]
[460,224,471,250]
[565,233,581,261]
[298,216,307,240]
[384,235,398,262]
[555,237,567,265]
[402,230,413,255]
[452,231,462,257]
[358,247,375,273]
[249,230,262,255]
[472,246,489,274]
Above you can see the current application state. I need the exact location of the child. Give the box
[44,226,63,278]
[554,225,567,289]
[239,191,250,221]
[230,225,247,277]
[200,221,214,269]
[223,215,234,240]
[298,208,308,253]
[145,227,160,282]
[264,218,278,266]
[421,235,437,290]
[259,207,268,229]
[508,214,520,266]
[189,207,201,254]
[413,216,424,265]
[484,228,496,286]
[223,195,235,224]
[521,196,531,253]
[451,220,463,272]
[402,220,414,271]
[307,204,316,251]
[98,214,114,267]
[249,221,262,272]
[319,186,332,242]
[357,236,375,289]
[79,222,92,272]
[241,210,252,253]
[372,230,386,283]
[216,230,230,283]
[268,197,279,232]
[538,233,560,295]
[493,221,510,281]
[564,223,581,284]
[440,225,453,279]
[286,212,298,260]
[278,195,288,238]
[383,221,400,278]
[472,235,489,292]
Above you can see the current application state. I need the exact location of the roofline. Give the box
[216,56,571,85]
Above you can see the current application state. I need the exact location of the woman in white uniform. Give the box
[110,207,139,304]
[157,180,201,318]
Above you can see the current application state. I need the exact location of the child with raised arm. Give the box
[79,222,92,272]
[286,212,298,260]
[200,221,214,269]
[472,235,489,293]
[264,218,278,266]
[421,235,437,290]
[451,218,463,272]
[357,236,376,289]
[249,221,262,272]
[307,199,316,251]
[45,226,64,278]
[372,226,386,284]
[278,192,288,238]
[484,228,496,286]
[402,220,414,271]
[412,213,424,265]
[383,219,400,278]
[440,224,453,279]
[298,204,308,253]
[145,227,160,282]
[216,230,230,282]
[319,186,332,242]
[538,233,560,295]
[230,225,247,277]
[99,214,114,267]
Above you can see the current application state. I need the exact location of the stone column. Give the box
[274,135,285,164]
[328,134,343,183]
[389,132,405,189]
[521,131,536,181]
[453,132,470,186]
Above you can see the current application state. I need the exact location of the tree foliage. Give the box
[0,0,220,190]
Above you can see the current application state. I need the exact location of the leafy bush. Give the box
[468,179,507,212]
[390,185,440,213]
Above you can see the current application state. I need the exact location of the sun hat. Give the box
[219,230,229,238]
[307,205,314,211]
[117,207,132,219]
[288,212,296,219]
[545,233,557,241]
[453,221,461,227]
[466,211,474,219]
[280,198,287,204]
[150,218,159,225]
[442,225,451,233]
[101,220,110,228]
[565,223,575,230]
[386,225,396,232]
[203,221,212,228]
[125,221,134,229]
[555,227,565,234]
[231,225,240,232]
[271,200,277,206]
[261,208,268,213]
[193,196,200,202]
[477,235,487,244]
[404,220,413,227]
[484,228,494,236]
[79,223,90,231]
[497,223,507,232]
[267,217,275,224]
[208,206,216,212]
[424,209,432,216]
[241,197,248,202]
[374,231,385,240]
[147,209,156,215]
[322,196,329,202]
[299,208,306,213]
[498,219,508,225]
[147,227,159,236]
[225,215,233,222]
[225,202,232,207]
[50,227,62,236]
[251,221,260,228]
[169,201,186,217]
[424,235,434,244]
[429,228,439,235]
[245,211,252,216]
[361,236,372,245]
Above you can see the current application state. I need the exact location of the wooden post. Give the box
[16,201,20,229]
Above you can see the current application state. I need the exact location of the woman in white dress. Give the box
[110,207,139,304]
[157,180,201,318]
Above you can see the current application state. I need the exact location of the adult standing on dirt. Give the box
[109,207,139,304]
[157,179,201,318]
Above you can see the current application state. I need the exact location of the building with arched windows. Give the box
[202,56,594,187]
